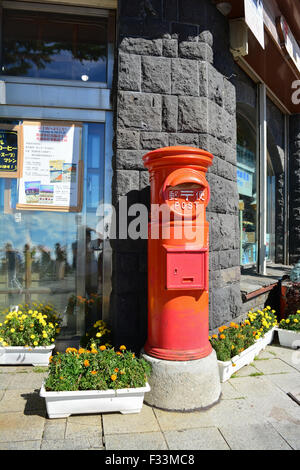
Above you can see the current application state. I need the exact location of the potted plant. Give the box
[277,311,300,349]
[0,303,61,366]
[210,322,257,382]
[246,306,277,354]
[80,319,112,350]
[40,345,152,418]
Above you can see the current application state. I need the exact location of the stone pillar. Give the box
[112,0,242,352]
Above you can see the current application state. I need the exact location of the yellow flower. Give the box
[33,341,38,346]
[10,328,15,333]
[119,345,126,351]
[30,334,35,339]
[111,374,117,381]
[294,319,299,323]
[286,319,290,323]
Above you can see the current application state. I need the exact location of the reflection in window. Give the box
[237,114,257,266]
[267,155,276,262]
[2,10,107,82]
[0,123,105,339]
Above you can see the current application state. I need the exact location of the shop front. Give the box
[0,1,115,347]
[0,0,299,353]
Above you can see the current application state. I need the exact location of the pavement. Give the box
[0,343,300,450]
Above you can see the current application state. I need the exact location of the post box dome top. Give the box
[143,146,214,171]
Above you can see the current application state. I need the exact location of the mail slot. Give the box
[165,246,208,290]
[143,146,213,361]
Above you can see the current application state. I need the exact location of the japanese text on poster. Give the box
[18,122,82,210]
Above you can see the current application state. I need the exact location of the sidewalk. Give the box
[0,343,299,450]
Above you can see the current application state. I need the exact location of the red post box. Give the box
[143,146,214,362]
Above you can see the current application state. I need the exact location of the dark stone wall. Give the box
[289,114,300,265]
[112,0,242,352]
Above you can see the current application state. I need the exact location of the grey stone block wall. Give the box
[112,0,242,351]
[289,114,300,265]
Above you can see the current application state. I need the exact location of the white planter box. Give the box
[0,344,55,366]
[217,343,257,383]
[255,327,276,355]
[40,382,151,418]
[277,328,300,349]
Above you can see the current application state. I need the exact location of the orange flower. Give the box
[78,348,85,354]
[49,356,53,363]
[91,348,98,354]
[212,334,218,339]
[232,363,236,367]
[116,351,122,355]
[218,327,224,333]
[90,370,97,375]
[114,368,119,372]
[220,334,226,340]
[84,359,90,367]
[66,347,77,354]
[111,374,117,381]
[100,345,106,351]
[119,345,126,351]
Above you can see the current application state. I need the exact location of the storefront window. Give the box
[237,114,258,266]
[1,10,107,82]
[266,154,276,262]
[0,122,105,337]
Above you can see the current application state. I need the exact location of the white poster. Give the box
[244,0,265,49]
[18,122,82,210]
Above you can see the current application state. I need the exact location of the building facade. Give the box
[0,0,299,353]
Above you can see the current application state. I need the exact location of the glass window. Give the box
[1,10,108,82]
[266,154,276,262]
[0,121,105,338]
[237,114,258,267]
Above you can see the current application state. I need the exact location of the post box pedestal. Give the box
[142,350,221,411]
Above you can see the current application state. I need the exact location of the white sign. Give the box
[244,0,265,49]
[277,16,300,74]
[18,122,82,210]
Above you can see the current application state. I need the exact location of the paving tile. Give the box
[221,381,245,400]
[253,358,298,375]
[0,389,45,413]
[0,373,13,390]
[43,419,66,440]
[153,398,265,432]
[65,415,102,442]
[271,422,300,450]
[265,373,300,394]
[219,423,292,450]
[0,412,46,442]
[102,404,160,435]
[105,431,168,450]
[41,437,104,450]
[267,346,300,371]
[230,376,300,426]
[164,427,230,450]
[232,364,260,377]
[6,372,47,390]
[0,440,41,450]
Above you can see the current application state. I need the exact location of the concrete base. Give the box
[141,349,221,411]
